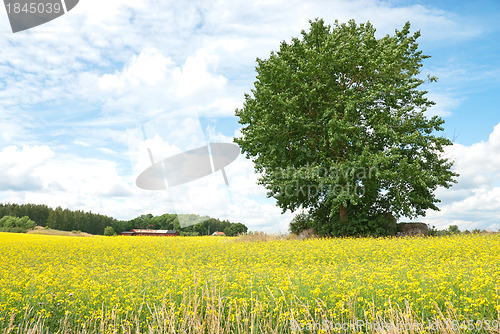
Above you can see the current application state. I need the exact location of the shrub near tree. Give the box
[224,223,248,236]
[289,212,314,235]
[235,19,458,237]
[0,215,36,233]
[103,226,116,236]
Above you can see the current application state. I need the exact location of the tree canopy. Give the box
[234,19,458,236]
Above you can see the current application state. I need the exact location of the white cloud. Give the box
[94,48,230,119]
[173,50,227,101]
[420,122,500,231]
[0,144,135,214]
[0,107,34,143]
[98,48,173,90]
[425,91,462,117]
[0,145,54,191]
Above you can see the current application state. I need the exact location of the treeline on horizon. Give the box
[0,203,247,236]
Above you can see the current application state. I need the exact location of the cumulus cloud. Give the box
[98,49,172,90]
[93,47,231,121]
[0,144,135,214]
[421,122,500,231]
[0,145,54,191]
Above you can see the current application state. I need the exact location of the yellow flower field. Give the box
[0,232,499,333]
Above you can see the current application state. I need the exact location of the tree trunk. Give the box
[339,203,348,223]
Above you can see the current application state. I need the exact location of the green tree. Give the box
[289,212,314,235]
[234,19,458,236]
[112,220,133,234]
[0,215,36,232]
[224,223,248,236]
[447,224,460,234]
[103,226,116,236]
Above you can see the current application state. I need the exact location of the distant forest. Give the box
[0,203,247,236]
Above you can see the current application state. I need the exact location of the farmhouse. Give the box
[119,229,179,236]
[212,231,225,236]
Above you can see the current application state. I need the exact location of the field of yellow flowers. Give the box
[0,232,499,333]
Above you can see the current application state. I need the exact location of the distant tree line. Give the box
[0,203,115,235]
[0,203,248,236]
[428,224,494,236]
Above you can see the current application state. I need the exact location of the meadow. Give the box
[0,232,499,333]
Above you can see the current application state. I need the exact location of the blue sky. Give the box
[0,0,499,232]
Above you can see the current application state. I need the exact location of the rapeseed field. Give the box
[0,232,499,333]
